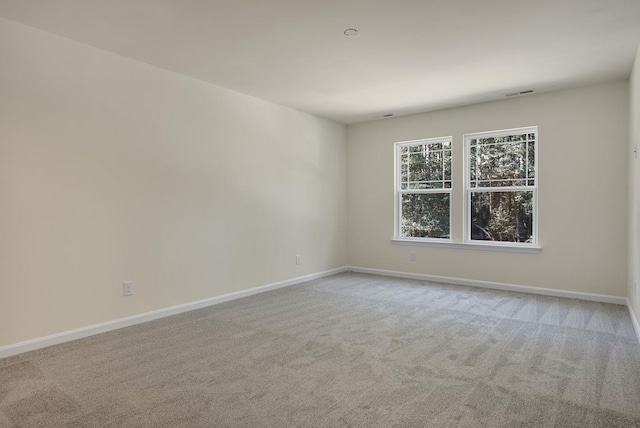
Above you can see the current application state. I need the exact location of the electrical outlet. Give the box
[410,251,416,261]
[123,280,134,296]
[295,255,301,265]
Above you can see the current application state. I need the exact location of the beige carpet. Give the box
[1,272,640,427]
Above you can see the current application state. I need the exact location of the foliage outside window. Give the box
[395,137,452,240]
[465,127,537,245]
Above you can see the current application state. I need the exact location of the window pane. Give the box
[476,179,527,188]
[444,150,452,181]
[470,191,533,243]
[401,193,450,239]
[468,141,529,187]
[409,181,444,190]
[426,150,443,181]
[408,154,428,182]
[400,164,408,189]
[527,140,535,179]
[398,140,452,191]
[469,146,477,183]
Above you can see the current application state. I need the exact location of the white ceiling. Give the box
[1,0,639,124]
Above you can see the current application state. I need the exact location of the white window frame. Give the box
[394,136,453,242]
[463,126,538,248]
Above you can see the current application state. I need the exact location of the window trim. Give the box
[463,126,539,247]
[390,238,541,253]
[394,136,453,242]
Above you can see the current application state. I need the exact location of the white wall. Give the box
[0,18,347,348]
[348,81,629,296]
[629,44,640,321]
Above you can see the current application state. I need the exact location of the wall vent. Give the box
[506,89,535,97]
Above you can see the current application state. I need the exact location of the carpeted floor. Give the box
[1,272,640,427]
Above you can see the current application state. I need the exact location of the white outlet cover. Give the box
[123,280,134,296]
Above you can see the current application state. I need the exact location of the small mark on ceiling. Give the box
[343,28,359,36]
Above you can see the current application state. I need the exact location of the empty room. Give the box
[2,0,640,426]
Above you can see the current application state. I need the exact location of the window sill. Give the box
[391,238,541,253]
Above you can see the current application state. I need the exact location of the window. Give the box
[395,137,452,240]
[464,127,537,246]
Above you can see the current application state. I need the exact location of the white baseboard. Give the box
[0,267,348,359]
[347,266,627,305]
[3,266,633,359]
[627,299,640,344]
